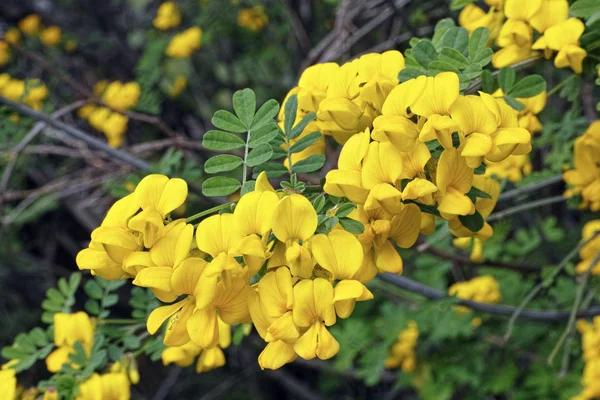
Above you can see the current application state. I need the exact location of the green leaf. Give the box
[252,162,289,178]
[58,278,70,297]
[204,155,244,173]
[459,210,485,232]
[498,67,516,92]
[232,88,256,128]
[289,131,322,154]
[212,110,247,133]
[283,94,298,135]
[339,218,364,234]
[439,48,470,69]
[412,40,439,68]
[69,272,81,292]
[472,48,493,67]
[248,122,280,148]
[84,280,103,300]
[30,328,49,347]
[85,299,100,315]
[467,186,492,199]
[289,112,316,140]
[450,0,477,11]
[291,154,326,174]
[241,180,255,196]
[428,60,461,75]
[13,354,38,373]
[251,99,280,130]
[102,294,119,307]
[202,177,241,197]
[481,70,494,93]
[246,143,273,167]
[431,18,456,47]
[313,195,326,213]
[15,333,36,353]
[468,27,490,61]
[335,203,356,218]
[440,27,469,55]
[123,335,141,350]
[508,75,547,98]
[398,68,426,82]
[1,346,30,360]
[571,0,600,19]
[504,95,526,111]
[41,299,62,312]
[461,63,483,80]
[46,288,64,304]
[203,130,245,151]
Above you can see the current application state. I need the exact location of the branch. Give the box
[498,175,563,202]
[487,195,566,222]
[0,95,151,171]
[424,246,542,274]
[378,274,600,322]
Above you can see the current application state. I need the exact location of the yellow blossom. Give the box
[5,28,22,46]
[533,18,587,74]
[46,312,95,373]
[237,6,269,32]
[153,2,181,30]
[40,26,62,46]
[18,14,41,35]
[166,27,202,58]
[385,321,419,372]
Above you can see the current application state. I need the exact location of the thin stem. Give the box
[285,135,293,175]
[98,318,146,325]
[547,251,600,365]
[487,195,566,222]
[242,130,251,185]
[560,291,595,377]
[498,175,563,202]
[504,231,600,341]
[547,74,578,97]
[186,203,233,223]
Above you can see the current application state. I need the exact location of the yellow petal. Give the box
[258,340,298,370]
[187,306,219,349]
[401,178,438,201]
[504,0,542,20]
[361,141,403,189]
[234,190,279,237]
[272,194,318,242]
[450,96,498,136]
[389,203,422,248]
[437,186,475,216]
[529,0,568,33]
[255,171,276,193]
[171,257,207,295]
[132,266,173,292]
[164,301,195,347]
[292,278,336,328]
[462,133,494,157]
[374,240,403,274]
[544,18,585,50]
[134,174,168,211]
[196,214,242,257]
[46,346,73,373]
[324,170,369,204]
[364,183,404,215]
[382,76,427,116]
[436,148,473,195]
[266,311,300,342]
[157,177,188,216]
[337,129,371,171]
[411,72,459,117]
[311,230,364,280]
[147,299,187,334]
[371,115,421,152]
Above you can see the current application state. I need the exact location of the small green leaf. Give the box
[398,68,426,82]
[467,186,492,199]
[252,162,289,178]
[46,288,64,304]
[498,67,516,93]
[450,0,477,11]
[459,211,484,232]
[251,99,280,130]
[84,281,103,300]
[468,27,490,61]
[428,60,461,75]
[212,110,247,133]
[335,203,356,218]
[508,75,547,98]
[69,273,81,292]
[232,88,256,128]
[102,294,119,307]
[432,18,457,47]
[241,180,256,196]
[58,278,70,296]
[202,177,241,197]
[30,328,49,347]
[289,131,322,153]
[203,130,245,151]
[291,154,326,174]
[204,155,244,174]
[412,40,439,68]
[283,94,298,135]
[504,96,526,111]
[440,27,469,55]
[41,299,62,312]
[481,70,494,93]
[1,346,30,360]
[461,63,483,80]
[248,122,280,148]
[85,299,101,315]
[472,48,493,67]
[439,48,470,69]
[15,333,36,353]
[313,195,326,213]
[571,0,600,19]
[339,218,365,234]
[289,112,316,140]
[246,144,273,167]
[123,336,141,350]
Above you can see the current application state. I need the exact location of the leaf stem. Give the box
[185,203,234,223]
[547,74,577,97]
[98,318,146,325]
[242,130,251,185]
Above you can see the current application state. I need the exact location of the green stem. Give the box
[285,135,293,175]
[98,318,145,325]
[547,251,600,365]
[186,203,233,223]
[242,130,251,185]
[547,75,577,97]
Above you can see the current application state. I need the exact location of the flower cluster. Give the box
[76,369,131,400]
[153,2,181,31]
[324,71,518,260]
[564,121,600,211]
[166,27,203,58]
[575,220,600,276]
[78,81,142,148]
[237,6,269,32]
[384,321,419,373]
[0,74,48,111]
[459,0,587,73]
[573,317,600,400]
[449,275,502,326]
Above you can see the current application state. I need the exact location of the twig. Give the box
[547,251,600,365]
[0,100,87,192]
[425,246,542,274]
[487,195,566,222]
[198,366,258,400]
[0,95,151,171]
[378,273,600,321]
[498,175,563,201]
[152,366,182,400]
[560,290,596,378]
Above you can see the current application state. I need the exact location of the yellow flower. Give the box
[0,41,10,66]
[529,0,568,33]
[435,148,475,217]
[166,27,202,58]
[153,2,181,30]
[102,81,141,112]
[128,174,188,248]
[5,28,22,46]
[46,312,95,373]
[575,220,600,275]
[168,75,187,97]
[292,278,339,360]
[76,372,130,400]
[485,154,532,182]
[533,18,587,73]
[459,5,503,41]
[237,6,269,32]
[0,368,16,400]
[40,26,62,46]
[385,321,418,372]
[102,112,129,148]
[18,14,41,35]
[492,43,536,68]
